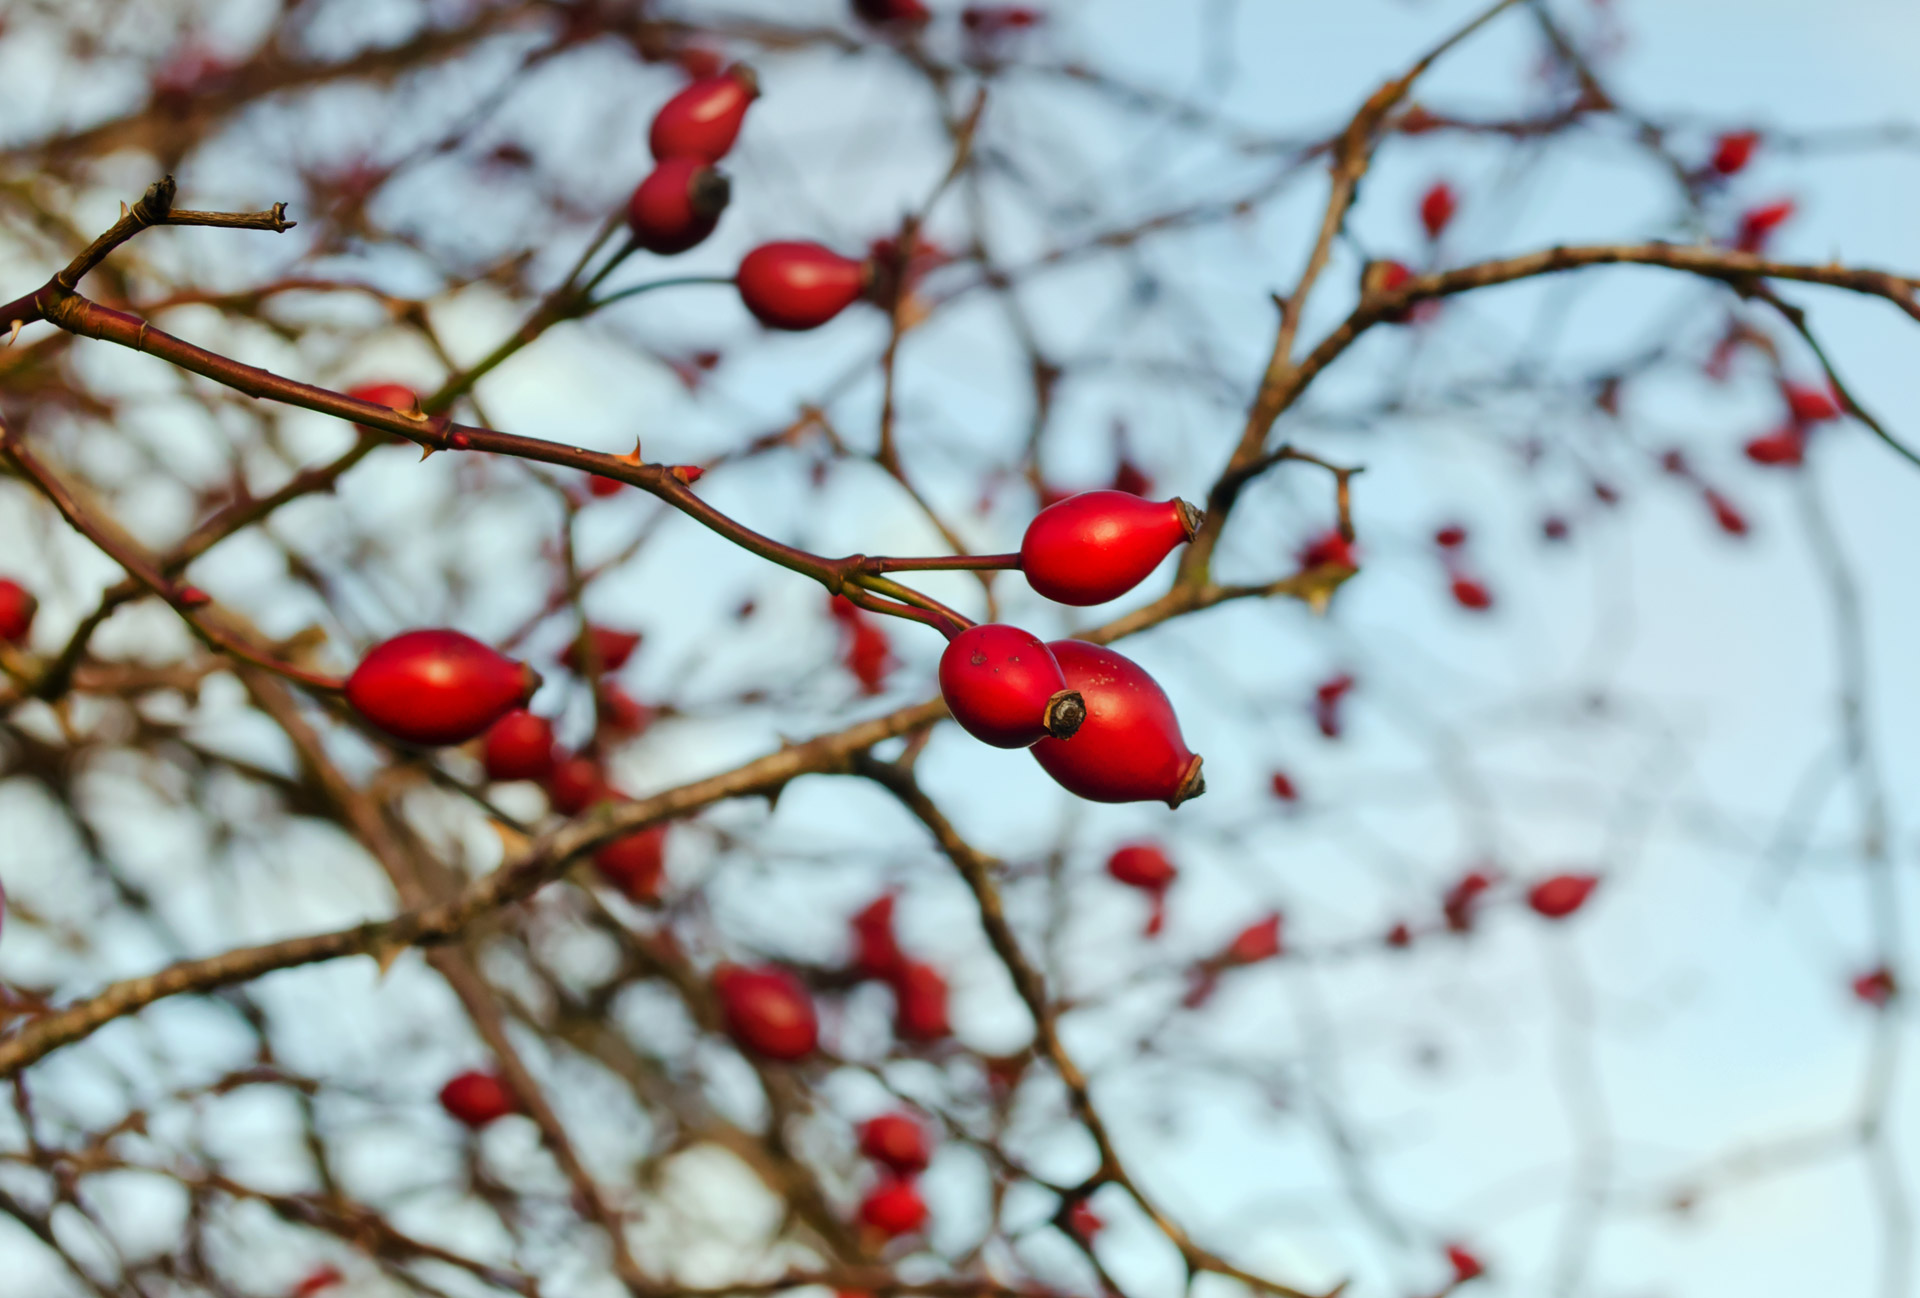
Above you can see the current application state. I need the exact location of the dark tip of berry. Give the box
[728,63,761,97]
[689,168,732,218]
[1167,754,1206,808]
[1044,689,1086,741]
[1173,497,1204,541]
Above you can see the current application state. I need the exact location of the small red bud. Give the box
[737,242,869,331]
[939,623,1084,748]
[1225,912,1283,964]
[347,630,538,746]
[858,1177,928,1237]
[859,1111,933,1175]
[715,963,818,1060]
[648,64,758,162]
[439,1070,519,1128]
[588,473,627,497]
[851,895,906,981]
[1526,873,1599,920]
[894,961,950,1041]
[291,1266,345,1298]
[1443,870,1497,933]
[0,579,39,643]
[1854,966,1898,1009]
[1385,921,1414,949]
[1434,523,1468,549]
[346,382,418,436]
[1704,488,1749,537]
[1449,576,1493,611]
[670,464,705,485]
[1296,528,1356,571]
[176,585,212,608]
[561,626,642,674]
[483,708,557,782]
[1019,490,1202,606]
[594,822,669,903]
[627,157,730,254]
[545,754,615,816]
[1783,381,1842,424]
[1419,181,1458,240]
[1734,198,1795,253]
[1712,129,1760,176]
[1270,770,1299,802]
[1031,641,1205,808]
[1743,427,1806,467]
[1066,1198,1104,1241]
[1446,1243,1485,1283]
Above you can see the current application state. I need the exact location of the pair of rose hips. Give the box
[856,1111,933,1238]
[938,490,1206,808]
[849,895,950,1041]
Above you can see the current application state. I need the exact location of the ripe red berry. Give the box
[851,895,906,981]
[1030,641,1205,808]
[939,623,1085,748]
[649,64,758,162]
[1783,381,1842,424]
[594,822,669,902]
[1419,181,1457,240]
[1434,523,1468,549]
[859,1111,932,1175]
[844,617,894,695]
[715,964,818,1061]
[1853,966,1898,1009]
[1225,912,1283,964]
[346,630,538,746]
[1449,576,1493,611]
[439,1070,519,1128]
[1743,427,1806,467]
[894,961,950,1040]
[1296,529,1356,571]
[545,754,614,816]
[346,382,418,436]
[1019,490,1202,606]
[561,626,642,674]
[1269,770,1299,802]
[483,709,557,782]
[1446,1243,1485,1283]
[858,1177,929,1237]
[737,242,869,331]
[1526,873,1599,920]
[1712,129,1760,176]
[0,578,37,644]
[627,157,730,254]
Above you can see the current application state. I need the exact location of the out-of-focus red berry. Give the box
[1270,770,1299,802]
[894,961,950,1040]
[1783,381,1843,424]
[1744,427,1806,467]
[858,1177,928,1236]
[1734,198,1795,253]
[1225,913,1284,964]
[1704,488,1749,537]
[851,895,906,981]
[1526,873,1599,920]
[859,1111,932,1175]
[1711,129,1760,176]
[0,579,37,644]
[715,964,818,1060]
[1450,577,1493,611]
[1854,966,1898,1009]
[1446,1243,1485,1283]
[1419,181,1458,240]
[1443,870,1496,933]
[1297,529,1357,571]
[439,1070,519,1128]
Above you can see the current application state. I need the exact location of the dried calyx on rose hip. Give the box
[627,156,731,254]
[1031,640,1205,807]
[714,963,818,1061]
[649,64,758,162]
[938,623,1085,748]
[1019,490,1202,606]
[736,242,870,331]
[346,629,538,746]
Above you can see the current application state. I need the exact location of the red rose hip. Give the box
[483,709,556,782]
[561,625,642,674]
[737,242,869,331]
[1108,842,1177,937]
[1031,641,1205,807]
[1526,873,1599,920]
[894,961,950,1041]
[649,64,758,162]
[859,1111,932,1175]
[850,895,906,981]
[627,157,730,254]
[546,754,613,815]
[938,623,1084,748]
[594,822,669,903]
[346,629,538,746]
[715,964,818,1060]
[1020,491,1201,606]
[439,1070,519,1128]
[0,578,37,644]
[346,382,418,436]
[859,1177,929,1237]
